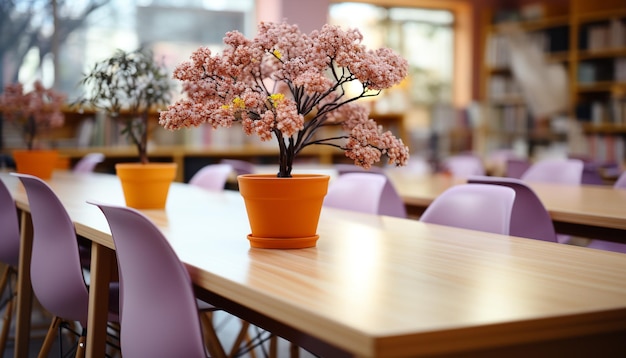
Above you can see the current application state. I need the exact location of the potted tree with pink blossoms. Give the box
[0,81,66,178]
[159,21,410,248]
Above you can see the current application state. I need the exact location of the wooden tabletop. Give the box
[3,171,626,357]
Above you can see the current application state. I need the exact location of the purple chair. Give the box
[420,184,516,235]
[584,172,626,253]
[520,158,584,243]
[585,239,626,254]
[323,173,387,215]
[72,152,105,173]
[520,158,583,185]
[614,171,626,189]
[569,155,617,185]
[10,173,120,357]
[334,163,385,174]
[468,176,557,242]
[0,178,20,355]
[581,162,606,185]
[334,165,407,218]
[505,158,531,179]
[71,153,106,266]
[189,164,233,191]
[219,159,255,176]
[442,155,485,177]
[89,201,215,358]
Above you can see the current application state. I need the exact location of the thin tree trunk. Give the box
[52,0,60,88]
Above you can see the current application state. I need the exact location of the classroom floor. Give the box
[0,283,316,358]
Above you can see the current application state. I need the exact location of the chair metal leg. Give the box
[38,316,62,358]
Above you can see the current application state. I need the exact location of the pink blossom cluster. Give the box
[0,81,66,149]
[159,21,409,177]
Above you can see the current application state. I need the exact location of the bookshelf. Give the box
[480,0,626,165]
[573,0,626,165]
[1,107,406,181]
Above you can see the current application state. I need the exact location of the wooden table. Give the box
[386,169,626,243]
[2,171,626,358]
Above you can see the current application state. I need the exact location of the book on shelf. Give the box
[616,57,626,81]
[488,76,523,100]
[486,34,511,69]
[586,134,625,164]
[580,19,626,52]
[577,99,626,125]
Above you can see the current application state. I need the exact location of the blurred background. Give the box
[1,0,625,175]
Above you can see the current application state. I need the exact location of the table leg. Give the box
[86,242,113,358]
[14,210,33,358]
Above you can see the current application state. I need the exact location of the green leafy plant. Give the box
[74,48,173,164]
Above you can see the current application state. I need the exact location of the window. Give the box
[1,0,255,98]
[329,1,463,158]
[329,2,455,107]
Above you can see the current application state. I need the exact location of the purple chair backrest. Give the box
[90,202,208,358]
[378,179,407,218]
[220,159,255,176]
[443,155,485,177]
[468,176,557,242]
[521,158,583,185]
[323,173,387,215]
[73,152,105,173]
[189,164,233,191]
[614,171,626,189]
[334,165,407,218]
[0,178,20,266]
[585,171,626,252]
[420,184,516,235]
[581,162,605,185]
[11,173,90,324]
[334,163,385,175]
[505,158,531,179]
[586,239,626,253]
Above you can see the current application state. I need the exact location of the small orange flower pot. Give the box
[115,162,177,209]
[12,149,59,179]
[237,174,330,249]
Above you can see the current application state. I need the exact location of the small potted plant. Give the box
[159,21,410,248]
[0,81,66,179]
[75,48,176,208]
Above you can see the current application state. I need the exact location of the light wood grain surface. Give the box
[2,171,626,357]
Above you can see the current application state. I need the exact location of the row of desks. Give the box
[252,164,626,244]
[384,169,626,243]
[1,170,626,357]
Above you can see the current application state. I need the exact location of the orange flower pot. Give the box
[12,149,59,179]
[237,174,330,249]
[115,162,177,209]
